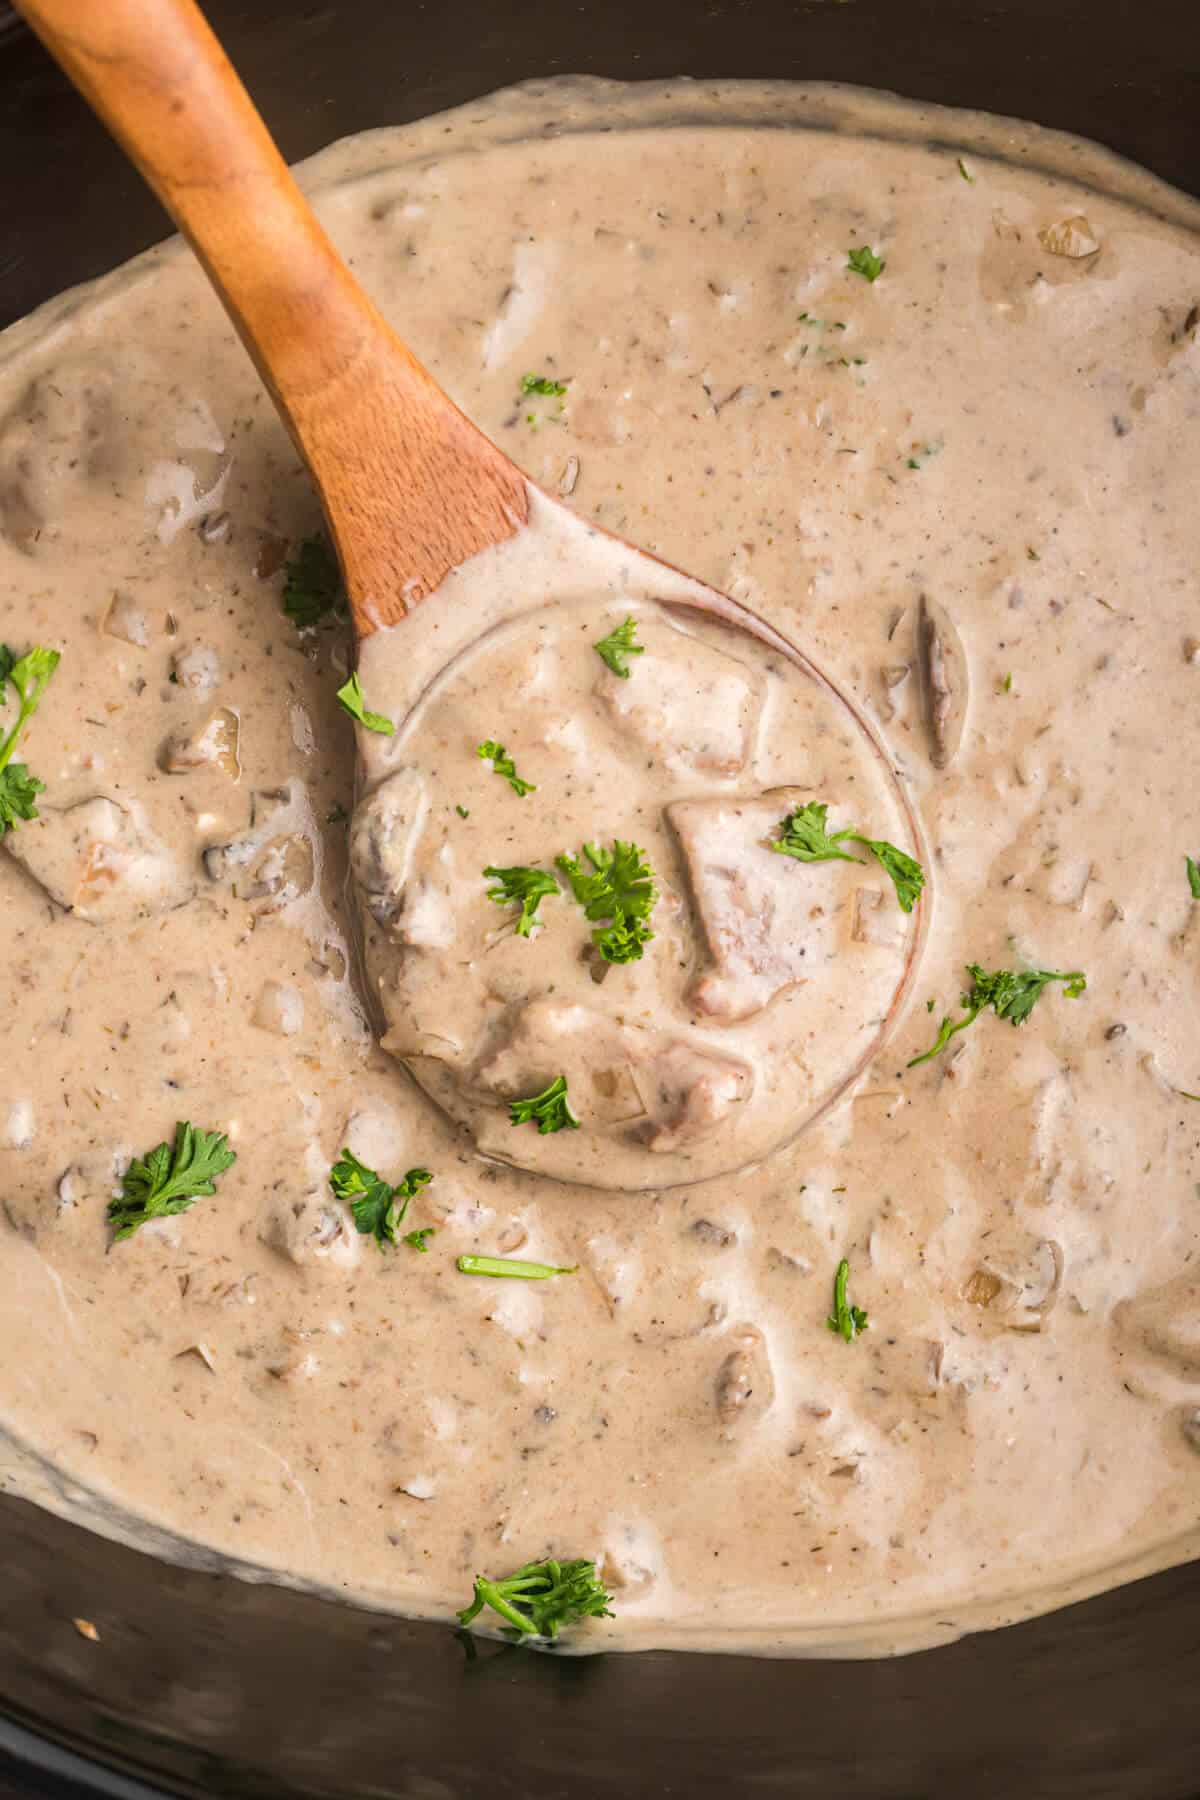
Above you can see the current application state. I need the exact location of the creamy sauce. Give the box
[0,78,1198,1657]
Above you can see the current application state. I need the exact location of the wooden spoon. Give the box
[16,0,531,635]
[17,0,928,1186]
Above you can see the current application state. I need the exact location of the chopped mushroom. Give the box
[715,1325,774,1432]
[102,591,152,647]
[916,593,968,770]
[252,981,304,1037]
[350,769,429,930]
[171,643,222,694]
[1038,215,1101,258]
[159,708,241,777]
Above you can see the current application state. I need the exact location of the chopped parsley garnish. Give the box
[847,244,886,282]
[593,616,645,680]
[108,1122,236,1242]
[483,864,559,937]
[457,1254,578,1280]
[0,644,60,841]
[1187,856,1200,900]
[908,964,1087,1068]
[326,802,350,825]
[509,1075,580,1135]
[556,839,658,961]
[458,1557,613,1640]
[456,805,470,819]
[772,801,924,913]
[826,1258,869,1342]
[329,1151,433,1249]
[1002,672,1014,694]
[520,373,568,397]
[282,536,343,628]
[476,739,536,797]
[336,672,394,736]
[957,157,974,183]
[405,1226,436,1252]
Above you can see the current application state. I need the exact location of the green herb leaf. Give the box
[0,763,44,835]
[957,157,974,183]
[483,864,559,937]
[593,616,645,679]
[456,804,470,819]
[772,802,925,912]
[330,1151,433,1249]
[458,1557,613,1640]
[477,739,536,797]
[457,1254,577,1280]
[336,672,394,736]
[852,835,926,914]
[509,1075,580,1135]
[826,1257,869,1342]
[404,1226,436,1252]
[282,536,344,628]
[772,800,863,867]
[556,839,658,963]
[847,244,886,282]
[108,1122,236,1242]
[0,644,60,841]
[1187,856,1200,900]
[908,963,1087,1068]
[520,373,567,397]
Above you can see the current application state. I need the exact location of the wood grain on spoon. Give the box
[15,0,528,638]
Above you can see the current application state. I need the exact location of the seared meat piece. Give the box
[5,795,193,921]
[594,616,764,776]
[667,788,825,1021]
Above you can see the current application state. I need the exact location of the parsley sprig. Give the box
[0,644,60,841]
[557,839,658,962]
[772,801,924,913]
[909,964,1087,1068]
[336,672,394,736]
[108,1122,236,1242]
[593,616,644,679]
[282,536,344,628]
[458,1557,613,1640]
[520,373,567,398]
[329,1151,434,1250]
[1187,856,1200,900]
[483,865,559,937]
[847,244,886,282]
[477,739,536,797]
[510,1075,580,1135]
[826,1258,869,1342]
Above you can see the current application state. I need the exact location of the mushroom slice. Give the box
[916,593,968,770]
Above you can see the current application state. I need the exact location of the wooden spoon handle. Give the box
[15,0,527,633]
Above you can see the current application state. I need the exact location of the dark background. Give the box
[1,1,1199,1795]
[2,0,1200,328]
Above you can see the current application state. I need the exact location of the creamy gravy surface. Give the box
[1,78,1198,1657]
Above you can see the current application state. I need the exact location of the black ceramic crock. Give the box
[1,2,1198,1795]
